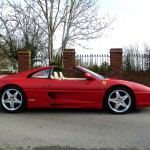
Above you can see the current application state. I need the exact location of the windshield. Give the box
[78,66,106,79]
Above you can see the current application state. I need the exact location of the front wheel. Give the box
[0,86,26,113]
[104,87,134,114]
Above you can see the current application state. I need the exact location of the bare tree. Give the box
[123,44,150,72]
[123,44,141,71]
[22,0,114,65]
[0,2,18,68]
[0,1,47,68]
[0,0,114,67]
[0,49,12,70]
[11,3,47,66]
[143,43,150,71]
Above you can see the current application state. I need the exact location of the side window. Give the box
[31,69,50,78]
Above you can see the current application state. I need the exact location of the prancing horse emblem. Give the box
[102,81,107,85]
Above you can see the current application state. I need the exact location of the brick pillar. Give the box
[110,48,123,77]
[63,49,75,77]
[18,50,31,72]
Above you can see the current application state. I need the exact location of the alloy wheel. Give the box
[2,89,23,111]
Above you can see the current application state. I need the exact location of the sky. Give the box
[2,0,150,54]
[77,0,150,54]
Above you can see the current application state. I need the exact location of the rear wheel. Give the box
[104,87,134,114]
[0,86,26,113]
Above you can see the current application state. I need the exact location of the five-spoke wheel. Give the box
[105,87,134,114]
[0,86,26,113]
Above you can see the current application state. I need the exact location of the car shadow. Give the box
[24,107,149,115]
[0,107,149,115]
[26,108,105,114]
[0,107,105,114]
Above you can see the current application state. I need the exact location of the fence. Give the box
[123,54,150,72]
[32,50,150,72]
[76,54,110,66]
[0,69,17,75]
[76,54,111,76]
[1,48,150,86]
[75,51,150,86]
[33,53,62,67]
[76,53,150,73]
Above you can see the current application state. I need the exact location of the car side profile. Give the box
[0,66,150,114]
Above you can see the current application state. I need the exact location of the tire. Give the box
[0,86,26,113]
[104,87,134,114]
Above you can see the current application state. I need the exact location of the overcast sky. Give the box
[77,0,150,54]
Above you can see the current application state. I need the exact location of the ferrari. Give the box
[0,66,150,114]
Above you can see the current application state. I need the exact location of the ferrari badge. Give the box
[102,81,107,85]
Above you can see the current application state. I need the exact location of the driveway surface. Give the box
[0,108,150,150]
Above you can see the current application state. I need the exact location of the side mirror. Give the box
[84,73,95,80]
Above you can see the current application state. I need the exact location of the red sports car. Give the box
[0,66,150,114]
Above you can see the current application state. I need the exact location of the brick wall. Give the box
[122,72,150,87]
[63,49,75,77]
[109,49,150,87]
[110,48,123,77]
[63,48,150,87]
[15,48,150,87]
[18,50,31,72]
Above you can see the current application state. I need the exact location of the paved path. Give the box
[0,108,150,150]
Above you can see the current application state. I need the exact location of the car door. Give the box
[44,78,100,105]
[23,68,52,105]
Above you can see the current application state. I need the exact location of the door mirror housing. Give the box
[84,73,95,80]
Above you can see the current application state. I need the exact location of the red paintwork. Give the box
[0,66,150,110]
